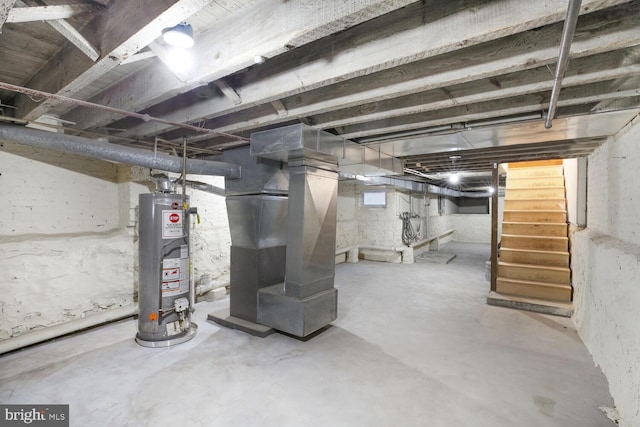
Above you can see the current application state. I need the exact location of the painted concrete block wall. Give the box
[0,143,233,341]
[0,142,135,340]
[357,189,427,248]
[336,182,359,250]
[572,118,640,427]
[449,214,490,243]
[180,175,231,286]
[335,184,429,249]
[357,189,398,247]
[428,194,499,244]
[428,194,452,241]
[395,190,428,244]
[1,142,121,235]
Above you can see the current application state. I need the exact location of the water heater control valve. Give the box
[174,297,189,313]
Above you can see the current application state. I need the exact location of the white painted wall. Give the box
[336,182,359,250]
[564,158,587,227]
[181,175,231,287]
[449,214,490,243]
[427,194,497,244]
[428,194,452,241]
[0,142,231,341]
[335,183,430,250]
[0,142,136,340]
[571,117,640,427]
[564,158,579,225]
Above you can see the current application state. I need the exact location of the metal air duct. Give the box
[0,123,241,178]
[210,124,340,337]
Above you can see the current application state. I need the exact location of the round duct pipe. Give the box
[0,123,241,178]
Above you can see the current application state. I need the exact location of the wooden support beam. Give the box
[491,162,499,291]
[270,99,288,117]
[64,0,420,130]
[47,18,100,61]
[338,82,640,139]
[14,0,213,120]
[404,139,604,163]
[120,50,156,65]
[215,79,242,106]
[314,61,640,130]
[113,0,640,140]
[7,4,98,23]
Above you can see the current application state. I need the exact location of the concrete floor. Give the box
[0,243,614,426]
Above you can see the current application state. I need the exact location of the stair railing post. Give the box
[491,162,499,292]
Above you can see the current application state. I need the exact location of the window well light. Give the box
[449,173,460,184]
[162,23,195,48]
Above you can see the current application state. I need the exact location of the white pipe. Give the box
[545,0,582,129]
[0,305,138,356]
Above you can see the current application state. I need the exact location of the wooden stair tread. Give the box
[506,186,564,189]
[508,165,564,169]
[500,247,569,256]
[508,176,563,180]
[503,209,567,213]
[504,198,565,201]
[499,261,570,273]
[497,277,572,290]
[501,234,567,240]
[502,221,567,226]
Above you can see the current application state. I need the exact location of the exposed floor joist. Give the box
[109,0,640,143]
[62,0,421,131]
[13,0,214,121]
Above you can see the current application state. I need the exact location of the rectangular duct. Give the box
[250,123,403,176]
[251,124,341,337]
[212,123,401,337]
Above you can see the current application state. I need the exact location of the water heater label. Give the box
[162,258,189,297]
[162,210,184,239]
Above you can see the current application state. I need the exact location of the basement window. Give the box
[362,190,387,207]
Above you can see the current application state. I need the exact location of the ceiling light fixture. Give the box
[162,23,195,48]
[449,173,460,184]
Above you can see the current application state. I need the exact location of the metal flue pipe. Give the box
[0,123,241,178]
[545,0,582,129]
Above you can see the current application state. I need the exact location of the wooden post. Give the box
[491,162,499,292]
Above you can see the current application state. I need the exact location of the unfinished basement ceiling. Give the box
[0,0,639,190]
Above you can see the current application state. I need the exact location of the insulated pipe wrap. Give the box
[0,123,241,178]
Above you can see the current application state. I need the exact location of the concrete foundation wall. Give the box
[428,194,497,244]
[0,143,231,341]
[449,214,490,243]
[336,182,359,250]
[428,194,452,243]
[183,175,231,286]
[572,117,640,427]
[356,188,427,248]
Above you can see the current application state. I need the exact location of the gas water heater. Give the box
[136,179,198,347]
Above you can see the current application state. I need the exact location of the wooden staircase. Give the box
[496,160,573,306]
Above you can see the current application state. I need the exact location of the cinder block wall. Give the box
[336,182,359,250]
[428,194,498,244]
[571,117,640,427]
[0,143,230,341]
